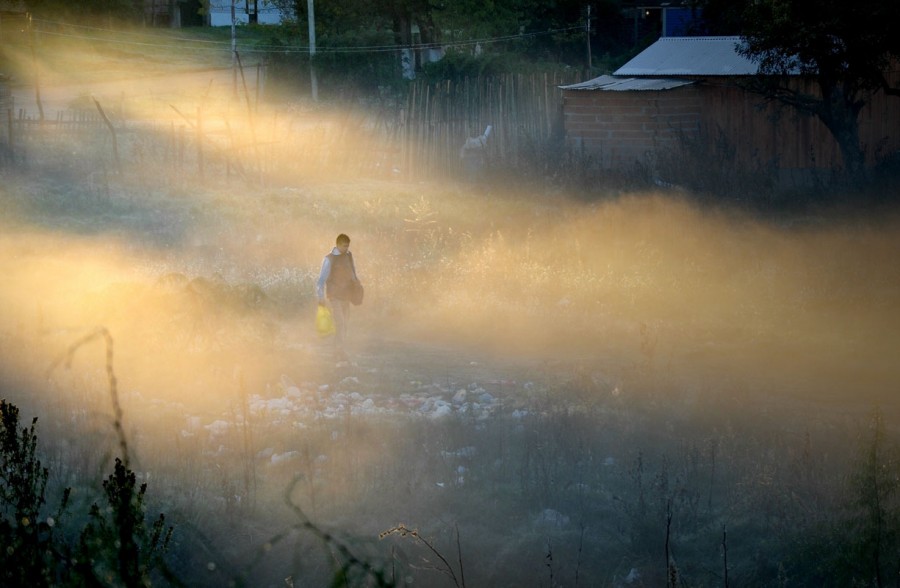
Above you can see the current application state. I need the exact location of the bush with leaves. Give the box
[74,458,174,587]
[0,399,70,587]
[780,409,900,587]
[840,409,900,587]
[0,398,175,587]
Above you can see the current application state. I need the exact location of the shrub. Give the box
[0,399,175,587]
[0,399,70,588]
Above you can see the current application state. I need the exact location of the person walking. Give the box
[316,233,360,360]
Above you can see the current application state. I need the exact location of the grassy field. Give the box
[2,28,900,587]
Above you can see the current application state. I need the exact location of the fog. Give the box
[2,27,900,587]
[5,183,897,412]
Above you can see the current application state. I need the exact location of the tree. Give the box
[271,0,600,72]
[269,0,388,45]
[701,0,900,182]
[23,0,139,22]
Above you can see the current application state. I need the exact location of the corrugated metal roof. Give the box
[614,36,760,76]
[560,75,694,91]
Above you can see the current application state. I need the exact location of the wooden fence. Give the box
[1,70,585,181]
[399,71,582,178]
[8,109,106,132]
[2,108,108,164]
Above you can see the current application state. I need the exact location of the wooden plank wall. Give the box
[698,78,900,170]
[697,81,841,170]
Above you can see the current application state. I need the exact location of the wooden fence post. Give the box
[197,106,204,180]
[93,97,121,174]
[178,124,186,183]
[28,16,44,122]
[236,50,261,183]
[6,108,13,159]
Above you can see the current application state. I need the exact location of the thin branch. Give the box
[380,524,461,587]
[878,74,900,97]
[455,523,466,588]
[666,498,674,588]
[723,524,729,588]
[93,97,121,174]
[575,523,585,588]
[48,327,129,467]
[284,476,391,587]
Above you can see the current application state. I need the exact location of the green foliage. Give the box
[0,399,70,588]
[24,0,140,22]
[75,458,174,587]
[263,28,404,101]
[418,49,521,82]
[0,400,174,588]
[780,409,900,587]
[263,0,635,88]
[843,409,900,587]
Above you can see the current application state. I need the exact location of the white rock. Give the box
[271,451,299,465]
[535,509,570,527]
[267,397,294,412]
[429,404,453,419]
[204,420,231,436]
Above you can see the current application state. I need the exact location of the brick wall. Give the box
[563,87,703,169]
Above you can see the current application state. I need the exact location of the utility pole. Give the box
[27,13,44,121]
[308,0,318,101]
[633,7,639,47]
[585,4,592,78]
[231,0,238,98]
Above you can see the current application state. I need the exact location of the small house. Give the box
[561,36,900,187]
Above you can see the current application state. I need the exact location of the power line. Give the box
[207,7,283,13]
[30,17,584,56]
[31,18,229,44]
[33,29,232,53]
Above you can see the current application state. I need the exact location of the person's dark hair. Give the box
[336,234,350,245]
